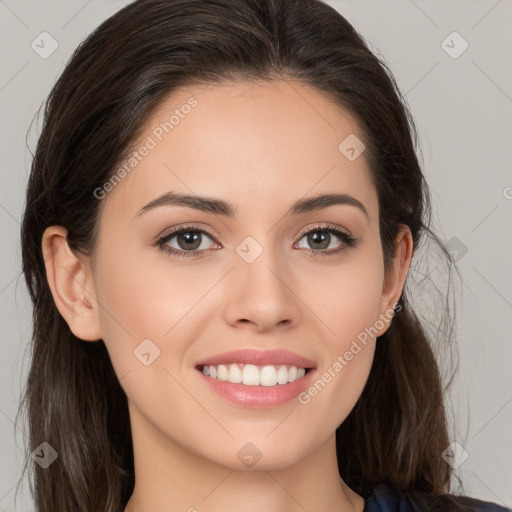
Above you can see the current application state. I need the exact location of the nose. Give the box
[222,245,301,333]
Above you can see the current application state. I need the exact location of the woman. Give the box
[17,0,510,511]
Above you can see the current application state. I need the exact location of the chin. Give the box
[205,442,308,472]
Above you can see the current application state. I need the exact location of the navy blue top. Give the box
[364,484,511,512]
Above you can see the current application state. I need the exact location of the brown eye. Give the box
[172,231,203,251]
[304,230,332,250]
[156,226,219,258]
[295,225,358,256]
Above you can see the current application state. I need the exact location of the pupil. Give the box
[179,232,201,250]
[309,231,329,249]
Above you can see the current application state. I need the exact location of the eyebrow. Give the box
[135,191,369,219]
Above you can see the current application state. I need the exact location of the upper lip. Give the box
[195,349,316,369]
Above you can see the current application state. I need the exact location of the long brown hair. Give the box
[17,0,474,510]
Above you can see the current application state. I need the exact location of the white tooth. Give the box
[227,363,243,383]
[206,363,307,385]
[217,364,228,381]
[276,365,288,384]
[260,365,278,386]
[242,364,260,386]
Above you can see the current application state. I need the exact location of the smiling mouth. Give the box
[196,363,314,387]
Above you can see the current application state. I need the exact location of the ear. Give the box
[375,224,413,337]
[41,225,102,342]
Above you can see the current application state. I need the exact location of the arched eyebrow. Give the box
[134,191,369,219]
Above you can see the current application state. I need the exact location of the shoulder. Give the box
[364,483,512,512]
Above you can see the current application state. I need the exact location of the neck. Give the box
[123,404,364,512]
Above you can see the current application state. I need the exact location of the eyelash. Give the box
[154,223,359,259]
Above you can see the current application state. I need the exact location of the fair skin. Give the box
[42,79,412,512]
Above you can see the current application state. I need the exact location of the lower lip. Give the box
[197,368,316,408]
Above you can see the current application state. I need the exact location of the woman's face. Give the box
[81,79,411,470]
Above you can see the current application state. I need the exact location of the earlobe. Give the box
[41,225,102,341]
[376,224,413,336]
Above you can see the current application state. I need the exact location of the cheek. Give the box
[95,228,211,327]
[91,242,201,375]
[305,244,385,351]
[297,244,384,416]
[92,249,209,431]
[297,275,381,436]
[327,266,383,348]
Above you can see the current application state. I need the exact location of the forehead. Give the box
[101,79,378,224]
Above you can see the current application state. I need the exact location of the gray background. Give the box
[1,0,511,510]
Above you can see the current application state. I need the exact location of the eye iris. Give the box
[178,231,201,250]
[308,231,330,250]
